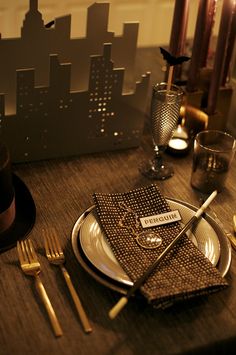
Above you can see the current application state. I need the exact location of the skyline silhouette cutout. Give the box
[0,0,150,162]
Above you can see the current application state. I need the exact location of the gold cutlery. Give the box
[17,239,63,337]
[199,197,236,251]
[208,209,236,251]
[44,229,92,333]
[233,214,236,233]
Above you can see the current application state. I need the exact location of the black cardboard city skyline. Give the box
[0,0,150,162]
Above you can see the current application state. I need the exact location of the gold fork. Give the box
[44,228,92,333]
[17,239,63,337]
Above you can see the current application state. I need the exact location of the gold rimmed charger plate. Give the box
[71,198,231,294]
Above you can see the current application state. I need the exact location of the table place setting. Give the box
[0,1,236,353]
[71,184,231,320]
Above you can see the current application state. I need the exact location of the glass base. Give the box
[139,159,174,180]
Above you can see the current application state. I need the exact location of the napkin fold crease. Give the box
[93,184,228,308]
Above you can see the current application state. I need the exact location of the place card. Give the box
[140,210,182,228]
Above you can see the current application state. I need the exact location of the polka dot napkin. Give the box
[93,184,228,308]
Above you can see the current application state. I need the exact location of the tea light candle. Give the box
[167,124,190,155]
[169,138,189,150]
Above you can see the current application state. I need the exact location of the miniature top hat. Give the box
[0,142,36,253]
[0,142,16,233]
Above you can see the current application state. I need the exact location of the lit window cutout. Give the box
[114,132,119,136]
[100,128,104,133]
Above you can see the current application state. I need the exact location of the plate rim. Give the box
[71,198,231,294]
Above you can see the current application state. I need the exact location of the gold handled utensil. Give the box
[17,239,63,337]
[44,228,92,333]
[211,211,236,251]
[233,214,236,234]
[200,197,236,251]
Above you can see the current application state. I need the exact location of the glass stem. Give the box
[153,145,165,169]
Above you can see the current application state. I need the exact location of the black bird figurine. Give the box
[45,20,55,28]
[160,47,191,66]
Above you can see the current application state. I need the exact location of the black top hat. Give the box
[0,143,36,253]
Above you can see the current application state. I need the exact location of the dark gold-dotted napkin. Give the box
[93,184,228,308]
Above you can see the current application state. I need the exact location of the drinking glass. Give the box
[191,130,236,193]
[140,82,183,179]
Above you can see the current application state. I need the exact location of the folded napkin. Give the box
[93,184,228,308]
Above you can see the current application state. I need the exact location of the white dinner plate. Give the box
[71,198,230,292]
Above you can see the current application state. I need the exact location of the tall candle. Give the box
[207,0,234,115]
[186,0,209,92]
[222,1,236,85]
[169,0,189,81]
[169,0,189,56]
[200,0,217,68]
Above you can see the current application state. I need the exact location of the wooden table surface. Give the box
[1,48,236,355]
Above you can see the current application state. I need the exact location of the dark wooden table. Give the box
[1,48,236,355]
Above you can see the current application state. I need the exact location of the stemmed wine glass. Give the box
[140,82,183,180]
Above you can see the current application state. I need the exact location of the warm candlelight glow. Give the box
[168,138,188,150]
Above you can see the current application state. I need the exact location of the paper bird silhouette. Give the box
[45,20,55,28]
[160,47,191,66]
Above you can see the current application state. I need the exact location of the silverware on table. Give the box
[212,212,236,251]
[233,214,236,233]
[44,228,92,333]
[17,239,63,337]
[200,197,236,251]
[207,208,236,251]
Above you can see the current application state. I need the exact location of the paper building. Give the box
[0,1,150,162]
